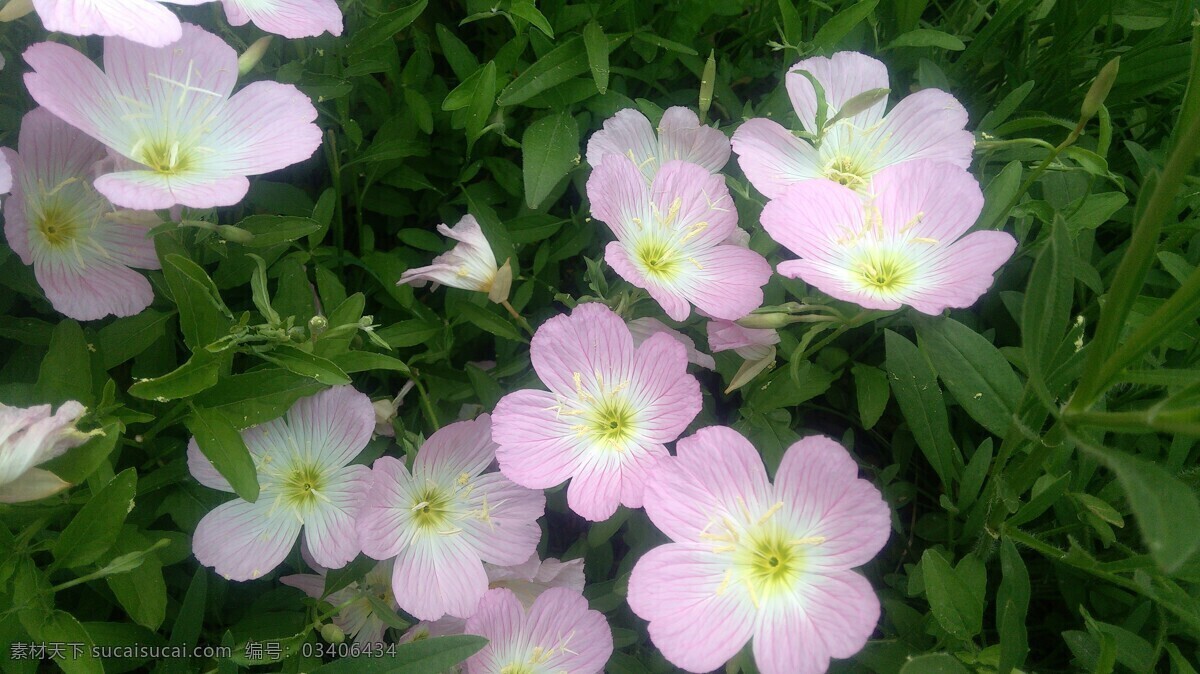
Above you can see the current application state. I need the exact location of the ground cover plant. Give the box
[1,0,1199,672]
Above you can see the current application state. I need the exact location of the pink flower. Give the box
[189,386,375,581]
[586,107,730,179]
[2,108,161,320]
[587,156,771,321]
[732,51,974,198]
[627,317,716,370]
[398,215,513,304]
[0,401,97,503]
[707,319,780,360]
[217,0,342,39]
[27,0,200,48]
[464,587,613,674]
[281,550,396,646]
[357,414,546,621]
[23,24,321,210]
[761,161,1016,314]
[492,303,701,521]
[628,428,890,674]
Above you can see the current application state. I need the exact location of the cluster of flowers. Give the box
[0,23,323,319]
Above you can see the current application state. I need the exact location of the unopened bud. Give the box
[238,36,273,76]
[827,87,890,127]
[735,312,794,329]
[1080,57,1119,124]
[488,259,513,304]
[215,225,254,244]
[0,0,34,22]
[373,399,397,437]
[699,50,716,121]
[308,315,329,332]
[319,623,345,644]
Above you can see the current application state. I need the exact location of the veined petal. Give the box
[657,106,731,173]
[0,467,71,503]
[605,241,691,322]
[565,451,624,521]
[103,23,237,106]
[587,152,651,241]
[904,230,1016,315]
[193,497,302,581]
[731,118,824,199]
[413,414,496,484]
[760,179,864,265]
[462,472,545,567]
[464,589,524,674]
[219,0,343,38]
[785,52,890,133]
[23,42,131,153]
[651,159,738,247]
[357,456,418,561]
[523,587,613,673]
[30,0,183,47]
[202,81,322,175]
[865,88,974,173]
[493,389,586,490]
[628,332,702,442]
[93,170,250,210]
[585,108,659,173]
[187,438,235,493]
[676,244,771,321]
[284,385,374,471]
[752,571,880,674]
[870,161,984,243]
[529,302,635,398]
[33,254,155,321]
[303,464,372,570]
[392,534,488,620]
[627,317,716,370]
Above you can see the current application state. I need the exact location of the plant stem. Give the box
[410,374,440,431]
[499,300,534,335]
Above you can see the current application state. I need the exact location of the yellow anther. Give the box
[757,501,785,525]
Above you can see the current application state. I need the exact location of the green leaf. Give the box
[41,422,120,484]
[187,407,260,502]
[811,0,879,51]
[920,549,984,640]
[53,468,137,568]
[522,111,579,209]
[899,654,970,674]
[234,215,322,248]
[915,317,1022,437]
[582,20,610,94]
[333,351,412,375]
[259,345,352,385]
[509,0,553,37]
[105,528,167,630]
[456,302,527,342]
[193,369,324,429]
[166,568,208,670]
[852,364,889,430]
[37,320,93,405]
[347,0,427,55]
[466,61,498,142]
[310,635,487,674]
[39,611,103,674]
[977,160,1023,230]
[128,350,224,401]
[885,330,960,488]
[1021,216,1074,398]
[886,28,965,50]
[997,538,1030,673]
[162,252,232,350]
[497,36,588,106]
[98,309,173,369]
[632,32,698,55]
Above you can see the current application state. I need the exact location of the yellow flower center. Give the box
[824,155,869,189]
[35,204,82,248]
[132,139,194,175]
[704,499,826,607]
[410,485,455,531]
[280,463,327,511]
[584,396,637,449]
[853,248,916,295]
[634,238,681,279]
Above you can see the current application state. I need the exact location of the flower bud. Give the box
[238,36,273,77]
[319,623,345,644]
[699,50,717,121]
[0,0,33,22]
[1080,57,1119,124]
[735,312,794,330]
[308,315,329,332]
[215,225,254,244]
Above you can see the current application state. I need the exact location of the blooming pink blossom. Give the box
[2,108,161,320]
[357,414,545,621]
[464,587,613,674]
[0,400,97,503]
[732,51,974,198]
[587,156,771,321]
[26,0,203,48]
[628,427,890,674]
[587,107,730,179]
[398,215,512,303]
[281,549,396,646]
[707,319,780,360]
[190,386,375,581]
[627,317,716,370]
[761,160,1016,314]
[492,303,701,521]
[217,0,342,38]
[23,24,321,210]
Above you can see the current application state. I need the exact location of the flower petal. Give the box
[219,0,343,38]
[752,571,880,674]
[760,179,863,264]
[566,453,624,521]
[303,464,372,570]
[93,170,251,210]
[865,88,974,172]
[285,385,374,471]
[33,254,154,321]
[651,159,737,247]
[529,302,635,398]
[627,317,716,370]
[358,456,417,561]
[731,118,823,199]
[606,240,691,321]
[587,152,651,241]
[464,588,524,674]
[23,42,130,152]
[203,81,322,175]
[463,472,545,567]
[524,587,613,673]
[0,467,71,504]
[904,230,1017,315]
[493,390,584,490]
[785,52,890,133]
[629,332,702,443]
[586,108,658,171]
[392,534,488,620]
[414,414,496,484]
[870,161,983,243]
[30,0,183,47]
[681,244,772,321]
[187,438,234,493]
[658,106,731,173]
[193,497,302,581]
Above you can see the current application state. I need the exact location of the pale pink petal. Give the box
[523,587,613,673]
[605,241,691,321]
[566,455,624,521]
[193,497,302,581]
[0,151,12,195]
[731,118,824,199]
[464,589,524,674]
[681,244,772,321]
[628,544,755,673]
[23,42,130,151]
[657,106,731,173]
[707,320,780,353]
[286,385,374,470]
[586,153,650,241]
[627,317,716,370]
[31,0,183,47]
[493,390,584,490]
[785,52,890,132]
[629,332,702,443]
[611,442,669,511]
[760,179,863,264]
[462,472,545,567]
[776,259,902,311]
[34,254,155,321]
[866,89,974,172]
[219,0,343,38]
[774,436,890,571]
[752,572,880,674]
[102,23,237,102]
[870,161,983,242]
[279,573,326,599]
[303,464,372,570]
[652,160,738,247]
[357,456,417,561]
[414,415,496,484]
[187,438,234,492]
[585,108,658,170]
[528,302,634,398]
[392,535,488,620]
[0,468,71,503]
[904,230,1016,315]
[94,171,251,210]
[202,81,322,175]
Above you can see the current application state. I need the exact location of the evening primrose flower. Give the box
[0,401,96,503]
[732,51,973,199]
[398,215,513,304]
[2,108,161,320]
[464,588,613,674]
[628,428,890,674]
[23,23,322,210]
[587,156,771,321]
[492,303,702,521]
[357,414,546,621]
[281,551,397,646]
[189,386,375,581]
[586,106,731,179]
[627,317,716,370]
[761,160,1016,314]
[217,0,342,39]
